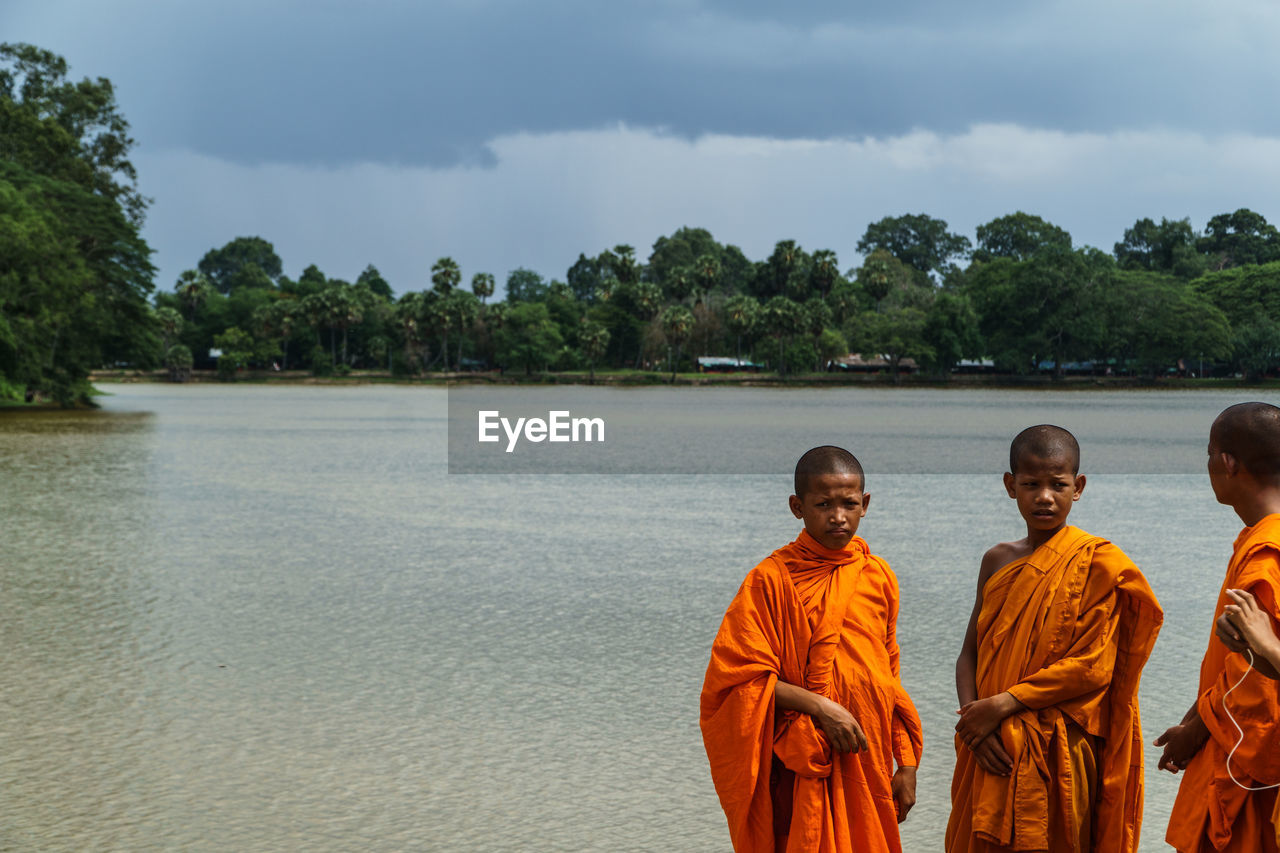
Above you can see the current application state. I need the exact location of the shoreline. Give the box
[86,368,1280,391]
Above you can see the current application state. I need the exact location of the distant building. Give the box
[696,356,761,373]
[828,353,919,373]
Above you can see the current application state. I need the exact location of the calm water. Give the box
[2,384,1273,851]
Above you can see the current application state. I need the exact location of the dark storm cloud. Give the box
[9,0,1280,168]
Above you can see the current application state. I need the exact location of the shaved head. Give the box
[1009,424,1080,474]
[794,445,864,496]
[1213,402,1280,483]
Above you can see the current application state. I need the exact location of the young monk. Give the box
[946,425,1163,853]
[1158,402,1280,852]
[700,445,923,852]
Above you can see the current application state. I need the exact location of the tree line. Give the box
[5,43,1280,405]
[151,209,1280,385]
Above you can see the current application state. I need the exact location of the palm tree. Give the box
[155,306,183,353]
[394,293,425,372]
[630,281,662,368]
[660,305,695,382]
[431,257,461,294]
[580,320,611,384]
[175,270,211,322]
[471,272,495,305]
[811,249,840,298]
[724,295,759,366]
[694,253,721,297]
[448,291,481,370]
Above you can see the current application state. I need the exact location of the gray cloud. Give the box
[7,0,1280,168]
[135,125,1280,298]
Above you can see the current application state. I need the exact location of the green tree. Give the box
[431,257,461,294]
[495,302,563,375]
[723,294,760,365]
[1111,271,1230,377]
[213,327,255,379]
[857,213,971,278]
[0,45,156,403]
[1193,261,1280,328]
[505,267,548,302]
[850,307,932,381]
[974,212,1071,262]
[1198,208,1280,269]
[580,320,611,383]
[175,269,212,322]
[446,290,481,369]
[155,306,183,353]
[922,290,981,374]
[356,264,393,300]
[471,271,495,304]
[760,295,804,375]
[659,304,695,381]
[0,161,155,404]
[0,42,148,224]
[810,249,841,298]
[1114,217,1205,278]
[1233,319,1280,381]
[198,236,282,294]
[165,344,192,382]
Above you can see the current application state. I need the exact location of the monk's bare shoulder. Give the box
[978,539,1030,587]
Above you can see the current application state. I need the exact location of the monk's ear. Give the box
[1221,452,1241,477]
[1003,471,1016,498]
[788,494,803,519]
[860,492,871,515]
[1073,474,1086,499]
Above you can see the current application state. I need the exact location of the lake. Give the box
[2,383,1272,851]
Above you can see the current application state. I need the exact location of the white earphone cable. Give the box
[1223,648,1280,791]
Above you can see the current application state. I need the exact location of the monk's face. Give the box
[788,471,869,550]
[1003,453,1084,533]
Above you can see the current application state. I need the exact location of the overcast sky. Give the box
[7,0,1280,297]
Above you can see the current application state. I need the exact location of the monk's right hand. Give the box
[1154,719,1208,773]
[814,696,869,754]
[969,734,1012,777]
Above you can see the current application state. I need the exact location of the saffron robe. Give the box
[946,526,1163,853]
[1167,513,1280,853]
[700,530,924,853]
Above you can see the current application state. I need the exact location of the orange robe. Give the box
[699,529,924,853]
[946,526,1163,853]
[1167,514,1280,853]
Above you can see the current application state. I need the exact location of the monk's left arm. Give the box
[885,575,923,769]
[1198,567,1280,749]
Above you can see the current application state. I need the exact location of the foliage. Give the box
[857,213,971,278]
[974,212,1071,262]
[1114,217,1205,278]
[1198,208,1280,269]
[213,327,255,380]
[505,267,548,303]
[1232,319,1280,381]
[198,236,282,294]
[0,42,148,225]
[0,45,156,404]
[494,302,563,374]
[1194,260,1280,329]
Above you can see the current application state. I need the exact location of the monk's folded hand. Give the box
[955,692,1022,746]
[814,695,869,754]
[970,733,1013,777]
[891,765,916,823]
[1154,715,1209,774]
